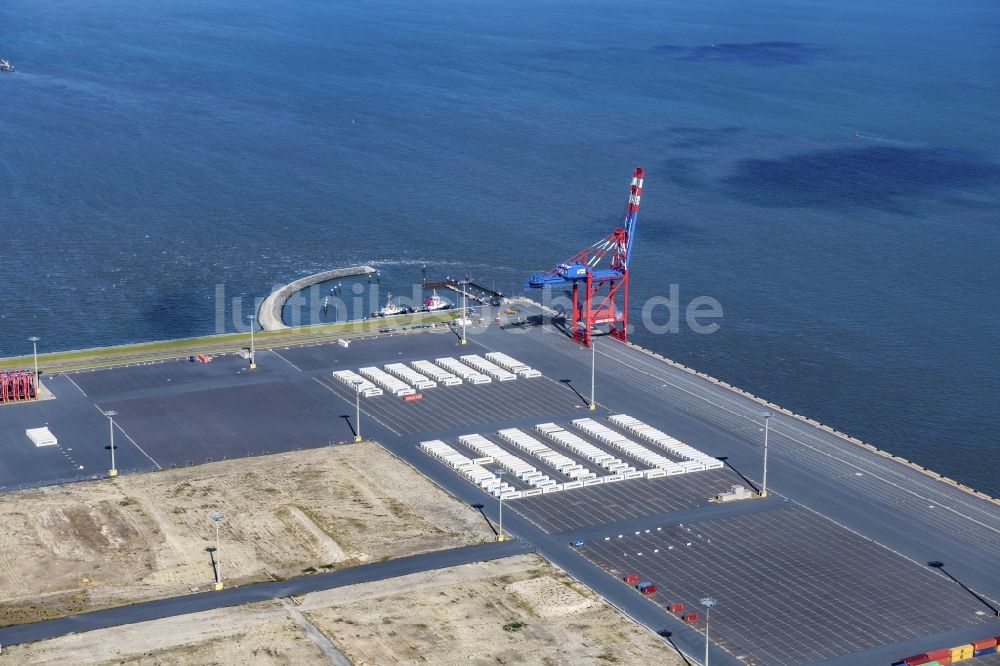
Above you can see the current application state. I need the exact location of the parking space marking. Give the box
[527,328,1000,553]
[62,373,88,397]
[580,506,993,665]
[269,349,303,372]
[587,335,1000,533]
[318,370,582,438]
[510,469,738,533]
[91,404,162,470]
[312,376,403,437]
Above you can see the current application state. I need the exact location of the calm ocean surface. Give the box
[2,0,998,493]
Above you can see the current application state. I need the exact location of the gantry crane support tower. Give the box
[526,166,644,347]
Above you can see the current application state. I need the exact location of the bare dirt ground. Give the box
[0,442,490,627]
[305,553,685,666]
[7,555,685,666]
[4,601,324,665]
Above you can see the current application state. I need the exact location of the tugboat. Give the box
[421,289,451,312]
[371,293,412,318]
[0,59,13,73]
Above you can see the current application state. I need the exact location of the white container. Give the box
[26,427,57,448]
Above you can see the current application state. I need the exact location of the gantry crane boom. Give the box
[526,167,645,346]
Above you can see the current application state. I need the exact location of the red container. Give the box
[0,370,36,403]
[623,573,639,584]
[682,612,699,623]
[901,656,930,666]
[973,638,997,650]
[639,584,657,595]
[668,603,684,613]
[403,393,423,401]
[927,648,951,663]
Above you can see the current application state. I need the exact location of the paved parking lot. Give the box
[581,505,995,665]
[101,380,350,465]
[271,330,461,372]
[0,374,160,488]
[66,354,270,399]
[315,372,586,438]
[511,468,740,533]
[3,324,999,665]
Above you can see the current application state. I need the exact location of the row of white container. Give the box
[418,440,515,497]
[571,418,688,474]
[608,414,724,470]
[459,355,517,381]
[384,362,437,390]
[496,428,597,480]
[534,423,638,476]
[341,353,539,396]
[331,370,384,397]
[483,352,542,378]
[359,366,416,397]
[411,360,463,386]
[420,436,667,501]
[494,467,668,500]
[435,357,492,384]
[458,433,558,490]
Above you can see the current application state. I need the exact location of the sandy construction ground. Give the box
[305,554,684,666]
[5,602,327,665]
[7,555,685,666]
[0,442,490,627]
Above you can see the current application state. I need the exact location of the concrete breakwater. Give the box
[257,266,377,331]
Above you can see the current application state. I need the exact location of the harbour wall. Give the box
[515,296,998,503]
[619,338,1000,505]
[257,266,377,331]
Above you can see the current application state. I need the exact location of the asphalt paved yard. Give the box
[3,322,999,665]
[271,330,462,372]
[66,354,269,399]
[101,380,347,463]
[581,505,995,666]
[314,372,585,437]
[510,468,740,533]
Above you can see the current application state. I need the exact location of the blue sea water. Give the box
[2,0,998,493]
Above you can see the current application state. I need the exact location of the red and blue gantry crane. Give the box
[527,166,644,347]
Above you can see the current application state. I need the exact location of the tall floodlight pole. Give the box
[497,471,505,542]
[700,597,717,666]
[589,335,597,410]
[352,380,363,443]
[247,313,256,369]
[460,279,469,345]
[762,411,773,497]
[210,512,224,590]
[28,336,40,398]
[104,410,118,477]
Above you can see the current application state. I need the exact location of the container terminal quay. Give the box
[1,172,998,665]
[1,301,998,664]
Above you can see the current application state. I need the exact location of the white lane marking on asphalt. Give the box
[467,336,592,407]
[63,373,88,397]
[793,497,1000,609]
[269,349,303,372]
[601,338,992,510]
[591,343,1000,537]
[91,404,163,470]
[311,377,402,437]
